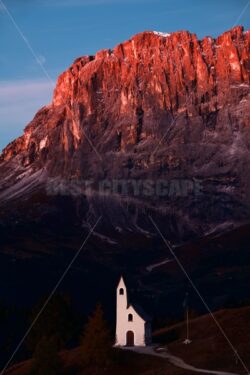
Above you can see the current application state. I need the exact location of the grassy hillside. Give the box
[5,347,197,375]
[154,305,250,374]
[5,306,250,375]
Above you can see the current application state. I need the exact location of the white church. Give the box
[115,276,152,346]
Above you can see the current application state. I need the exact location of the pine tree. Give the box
[27,293,75,352]
[29,336,63,375]
[80,304,113,370]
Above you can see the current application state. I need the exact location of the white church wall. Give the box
[126,305,146,346]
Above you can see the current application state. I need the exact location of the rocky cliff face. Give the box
[1,26,250,240]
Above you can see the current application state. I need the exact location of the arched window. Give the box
[119,288,124,295]
[128,313,133,322]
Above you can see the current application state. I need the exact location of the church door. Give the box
[126,330,134,346]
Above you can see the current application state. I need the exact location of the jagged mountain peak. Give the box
[0,26,250,239]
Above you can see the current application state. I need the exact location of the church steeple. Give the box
[117,275,127,309]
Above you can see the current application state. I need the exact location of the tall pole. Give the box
[183,292,191,345]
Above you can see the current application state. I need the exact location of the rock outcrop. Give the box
[0,26,250,240]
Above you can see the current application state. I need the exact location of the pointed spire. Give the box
[117,275,126,289]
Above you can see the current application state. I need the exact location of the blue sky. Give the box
[0,0,250,151]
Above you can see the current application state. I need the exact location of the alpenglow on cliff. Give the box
[0,26,250,240]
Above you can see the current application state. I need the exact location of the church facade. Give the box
[115,276,152,346]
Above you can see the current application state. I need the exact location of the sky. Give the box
[0,0,250,151]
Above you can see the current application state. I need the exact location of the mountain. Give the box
[1,27,250,370]
[0,26,250,319]
[1,25,250,241]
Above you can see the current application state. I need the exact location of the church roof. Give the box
[130,303,152,322]
[117,275,126,287]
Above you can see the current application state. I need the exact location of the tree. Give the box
[29,336,63,375]
[27,293,76,352]
[80,304,113,371]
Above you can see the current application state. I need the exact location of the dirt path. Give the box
[122,346,239,375]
